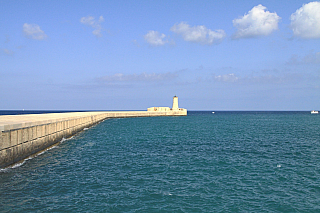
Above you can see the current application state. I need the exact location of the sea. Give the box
[0,111,320,212]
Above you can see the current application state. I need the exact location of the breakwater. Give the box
[0,110,187,168]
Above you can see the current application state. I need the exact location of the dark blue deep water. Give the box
[1,111,320,212]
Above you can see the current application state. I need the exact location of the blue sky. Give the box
[1,0,320,110]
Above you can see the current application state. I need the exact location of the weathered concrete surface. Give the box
[0,110,187,168]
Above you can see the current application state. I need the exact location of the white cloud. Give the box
[98,72,177,83]
[232,4,280,39]
[23,23,47,40]
[144,31,168,46]
[80,15,104,37]
[170,22,226,45]
[290,1,320,39]
[214,73,239,82]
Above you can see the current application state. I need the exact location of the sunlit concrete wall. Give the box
[0,110,187,168]
[147,107,171,111]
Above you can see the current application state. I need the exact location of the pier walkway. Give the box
[0,110,186,168]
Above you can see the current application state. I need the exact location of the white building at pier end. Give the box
[147,96,187,115]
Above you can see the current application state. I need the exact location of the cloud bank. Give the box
[214,73,239,82]
[170,22,226,45]
[232,4,280,39]
[3,49,14,56]
[287,51,320,64]
[211,71,318,86]
[290,1,320,39]
[23,23,47,40]
[144,31,168,46]
[80,16,104,37]
[98,72,177,83]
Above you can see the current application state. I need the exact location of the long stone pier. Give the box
[0,110,187,168]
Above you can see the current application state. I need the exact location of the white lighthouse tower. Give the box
[147,96,186,115]
[172,96,179,110]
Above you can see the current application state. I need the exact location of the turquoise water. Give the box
[1,111,320,212]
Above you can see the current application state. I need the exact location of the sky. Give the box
[1,0,320,110]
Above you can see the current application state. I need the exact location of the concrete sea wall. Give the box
[0,110,187,168]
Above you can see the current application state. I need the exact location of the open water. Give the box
[0,111,320,212]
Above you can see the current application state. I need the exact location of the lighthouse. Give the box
[147,96,186,115]
[172,96,179,110]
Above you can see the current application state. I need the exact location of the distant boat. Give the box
[311,110,318,114]
[212,112,215,114]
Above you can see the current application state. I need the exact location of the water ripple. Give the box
[1,112,320,212]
